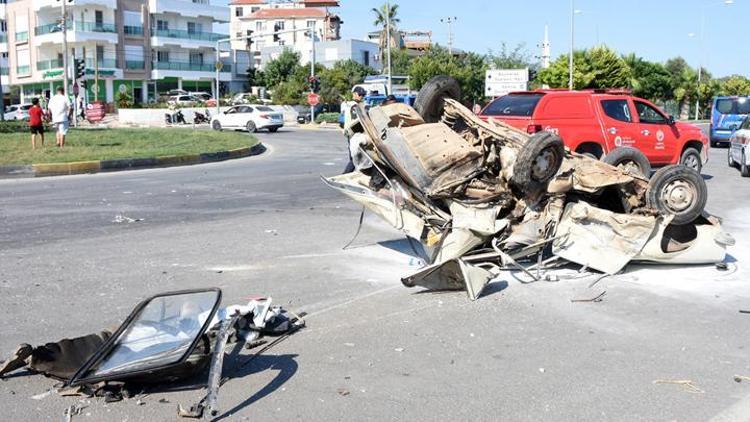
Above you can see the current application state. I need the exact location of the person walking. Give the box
[342,86,367,173]
[47,87,71,148]
[28,98,45,149]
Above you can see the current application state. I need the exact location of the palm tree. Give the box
[372,3,401,63]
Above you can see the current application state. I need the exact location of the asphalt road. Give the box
[2,127,750,422]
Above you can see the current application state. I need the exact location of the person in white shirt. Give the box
[47,87,71,148]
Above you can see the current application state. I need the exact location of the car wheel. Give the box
[212,120,222,131]
[414,75,461,123]
[268,127,279,133]
[602,146,652,178]
[728,147,735,168]
[646,165,707,225]
[711,141,718,148]
[741,152,750,177]
[511,132,565,195]
[680,147,702,173]
[246,121,257,133]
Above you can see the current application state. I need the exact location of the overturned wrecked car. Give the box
[324,76,734,300]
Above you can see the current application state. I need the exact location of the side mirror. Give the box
[667,115,676,125]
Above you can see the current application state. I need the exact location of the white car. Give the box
[189,92,212,102]
[167,95,201,106]
[211,105,283,133]
[4,104,32,120]
[728,116,750,176]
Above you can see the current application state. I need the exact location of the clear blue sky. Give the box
[218,0,747,78]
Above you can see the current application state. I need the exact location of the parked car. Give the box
[4,104,32,121]
[479,89,709,173]
[167,89,189,96]
[727,116,750,176]
[167,95,201,106]
[294,104,333,124]
[189,92,212,102]
[710,96,750,146]
[210,105,283,133]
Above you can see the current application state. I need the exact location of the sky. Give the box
[219,0,747,78]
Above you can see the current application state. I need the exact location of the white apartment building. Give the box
[1,0,236,105]
[229,0,341,69]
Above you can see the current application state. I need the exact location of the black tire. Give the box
[511,132,565,195]
[246,121,257,133]
[646,165,707,225]
[727,147,734,168]
[602,146,652,177]
[741,152,750,177]
[680,147,702,173]
[212,120,222,131]
[414,75,461,123]
[268,127,279,133]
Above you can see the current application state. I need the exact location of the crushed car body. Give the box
[324,76,734,300]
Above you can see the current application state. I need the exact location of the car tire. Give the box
[680,147,702,173]
[246,121,257,133]
[511,132,565,195]
[268,127,279,133]
[414,75,461,123]
[728,147,735,168]
[602,146,652,177]
[646,164,707,225]
[741,152,750,178]
[212,120,222,131]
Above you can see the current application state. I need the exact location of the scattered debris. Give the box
[336,388,350,397]
[733,375,750,383]
[394,348,405,352]
[112,215,143,224]
[739,310,750,314]
[571,291,607,303]
[538,368,545,373]
[653,379,704,394]
[716,262,729,271]
[324,76,733,301]
[0,289,304,419]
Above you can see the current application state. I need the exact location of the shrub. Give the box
[0,120,32,133]
[315,112,340,124]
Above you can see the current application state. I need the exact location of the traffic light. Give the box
[74,59,85,79]
[308,75,320,93]
[273,23,281,42]
[245,29,254,49]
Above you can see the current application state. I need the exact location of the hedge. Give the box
[315,112,340,124]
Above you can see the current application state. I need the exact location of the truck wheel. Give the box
[414,75,461,123]
[646,165,707,225]
[511,132,565,195]
[741,152,750,177]
[680,147,702,173]
[602,147,651,177]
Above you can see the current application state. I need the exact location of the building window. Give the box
[157,51,169,62]
[279,40,285,46]
[363,50,369,67]
[251,7,260,13]
[235,7,243,17]
[156,20,168,31]
[256,21,263,32]
[189,52,204,65]
[95,10,103,26]
[236,31,242,40]
[306,20,315,28]
[96,45,105,64]
[275,21,285,31]
[187,22,202,35]
[0,20,6,33]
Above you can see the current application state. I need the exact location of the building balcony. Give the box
[0,33,7,43]
[151,28,226,49]
[153,61,230,72]
[148,0,229,23]
[0,67,8,75]
[37,58,64,70]
[34,0,116,11]
[151,60,232,81]
[124,26,144,36]
[85,58,118,69]
[75,21,117,33]
[125,60,146,70]
[15,31,28,43]
[17,65,31,75]
[35,21,118,44]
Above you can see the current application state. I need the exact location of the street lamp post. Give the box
[569,0,574,90]
[440,16,457,56]
[693,0,734,121]
[386,0,392,94]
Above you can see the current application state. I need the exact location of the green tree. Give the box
[390,47,413,76]
[263,48,303,88]
[372,3,401,63]
[664,57,699,117]
[719,75,750,96]
[622,54,671,102]
[538,46,630,90]
[408,45,487,103]
[271,80,306,105]
[487,43,534,69]
[318,60,378,103]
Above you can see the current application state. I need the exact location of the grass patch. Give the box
[0,128,258,165]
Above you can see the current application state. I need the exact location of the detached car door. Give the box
[598,98,642,153]
[634,100,678,164]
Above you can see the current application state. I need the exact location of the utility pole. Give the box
[61,0,70,98]
[386,0,392,94]
[540,25,551,69]
[568,0,574,90]
[440,16,457,55]
[310,21,316,124]
[694,12,706,121]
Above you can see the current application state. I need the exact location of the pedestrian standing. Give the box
[28,98,45,149]
[342,86,367,173]
[47,87,71,148]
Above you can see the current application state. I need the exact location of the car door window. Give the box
[741,118,750,130]
[601,100,632,122]
[635,101,668,124]
[245,107,254,114]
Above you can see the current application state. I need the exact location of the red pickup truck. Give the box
[479,89,709,173]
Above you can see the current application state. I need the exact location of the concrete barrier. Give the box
[118,105,300,126]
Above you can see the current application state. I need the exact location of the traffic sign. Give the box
[307,92,320,106]
[215,61,223,71]
[485,68,529,97]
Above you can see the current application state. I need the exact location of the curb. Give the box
[0,143,266,178]
[297,124,342,131]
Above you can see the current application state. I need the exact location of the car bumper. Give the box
[257,120,284,129]
[710,131,733,143]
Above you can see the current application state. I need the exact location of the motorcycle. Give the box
[193,109,210,125]
[165,110,186,125]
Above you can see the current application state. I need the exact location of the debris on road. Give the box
[653,379,705,394]
[112,215,144,224]
[733,375,750,383]
[0,289,304,419]
[571,291,607,303]
[324,75,734,301]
